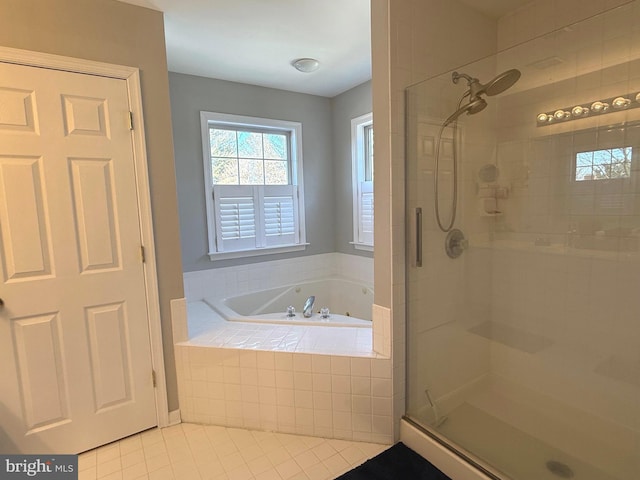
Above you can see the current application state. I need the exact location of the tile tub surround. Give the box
[176,254,393,442]
[183,253,373,303]
[179,253,380,357]
[175,343,394,444]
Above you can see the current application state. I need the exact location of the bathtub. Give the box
[208,277,373,327]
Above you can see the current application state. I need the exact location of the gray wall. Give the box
[331,81,373,257]
[170,72,358,272]
[0,0,184,412]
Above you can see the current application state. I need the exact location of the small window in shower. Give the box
[575,147,632,181]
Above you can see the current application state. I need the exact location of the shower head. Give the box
[443,97,487,125]
[452,68,521,99]
[484,68,521,96]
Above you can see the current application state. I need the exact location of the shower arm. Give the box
[452,71,473,84]
[452,72,486,101]
[452,72,481,95]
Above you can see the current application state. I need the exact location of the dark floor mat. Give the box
[335,442,452,480]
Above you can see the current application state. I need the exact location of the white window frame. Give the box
[573,146,632,182]
[200,111,307,261]
[351,112,374,250]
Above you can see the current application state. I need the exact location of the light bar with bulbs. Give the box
[536,92,640,127]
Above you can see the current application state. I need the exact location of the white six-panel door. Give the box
[0,61,157,453]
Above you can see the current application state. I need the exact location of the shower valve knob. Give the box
[445,229,468,259]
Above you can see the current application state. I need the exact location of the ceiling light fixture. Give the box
[536,91,640,127]
[292,58,320,73]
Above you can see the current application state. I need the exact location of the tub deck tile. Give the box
[182,301,380,358]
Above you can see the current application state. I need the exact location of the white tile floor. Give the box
[78,423,390,480]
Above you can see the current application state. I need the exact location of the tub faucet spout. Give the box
[303,296,315,318]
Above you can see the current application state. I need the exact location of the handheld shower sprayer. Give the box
[443,97,487,126]
[434,68,521,233]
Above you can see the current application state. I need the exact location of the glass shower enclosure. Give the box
[405,3,640,479]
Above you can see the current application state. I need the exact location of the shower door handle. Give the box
[415,207,423,267]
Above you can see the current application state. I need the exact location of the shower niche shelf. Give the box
[478,209,503,217]
[476,182,508,216]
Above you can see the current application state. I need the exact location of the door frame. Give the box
[0,46,170,428]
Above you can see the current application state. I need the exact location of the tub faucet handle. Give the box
[286,306,296,317]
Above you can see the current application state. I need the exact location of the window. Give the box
[201,112,306,260]
[351,112,374,249]
[575,147,632,181]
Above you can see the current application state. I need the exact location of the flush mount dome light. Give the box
[292,58,320,73]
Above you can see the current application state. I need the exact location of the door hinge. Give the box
[128,111,134,130]
[152,369,157,388]
[140,245,146,263]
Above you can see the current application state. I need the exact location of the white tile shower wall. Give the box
[378,0,499,439]
[183,253,373,303]
[490,247,640,429]
[488,0,640,434]
[175,345,394,444]
[497,0,631,51]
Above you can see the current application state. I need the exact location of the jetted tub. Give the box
[208,278,373,327]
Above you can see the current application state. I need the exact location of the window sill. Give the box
[350,241,374,252]
[208,243,309,261]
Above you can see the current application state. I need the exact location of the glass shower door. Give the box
[405,3,640,479]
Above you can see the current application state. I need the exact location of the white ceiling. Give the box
[118,0,532,98]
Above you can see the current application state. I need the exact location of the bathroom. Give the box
[1,0,639,479]
[173,0,640,476]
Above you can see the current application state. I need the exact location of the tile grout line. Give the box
[80,423,389,480]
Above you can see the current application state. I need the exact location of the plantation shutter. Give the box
[358,180,373,245]
[213,185,298,252]
[213,185,258,252]
[263,185,298,247]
